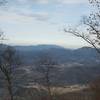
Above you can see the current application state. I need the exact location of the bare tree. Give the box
[65,0,100,53]
[0,32,20,100]
[0,46,16,100]
[0,1,15,99]
[64,0,100,99]
[34,53,59,100]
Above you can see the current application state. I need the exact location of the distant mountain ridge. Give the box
[14,44,66,51]
[0,44,99,65]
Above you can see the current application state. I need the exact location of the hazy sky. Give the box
[0,0,91,48]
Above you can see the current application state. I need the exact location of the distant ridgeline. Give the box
[0,44,97,65]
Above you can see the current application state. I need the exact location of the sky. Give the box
[0,0,92,48]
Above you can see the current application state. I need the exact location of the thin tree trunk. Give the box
[47,86,52,100]
[7,82,13,100]
[6,75,13,100]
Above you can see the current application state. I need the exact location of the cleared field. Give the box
[0,84,96,100]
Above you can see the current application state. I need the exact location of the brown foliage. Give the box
[90,78,100,100]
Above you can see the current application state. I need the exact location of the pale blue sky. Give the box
[0,0,91,48]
